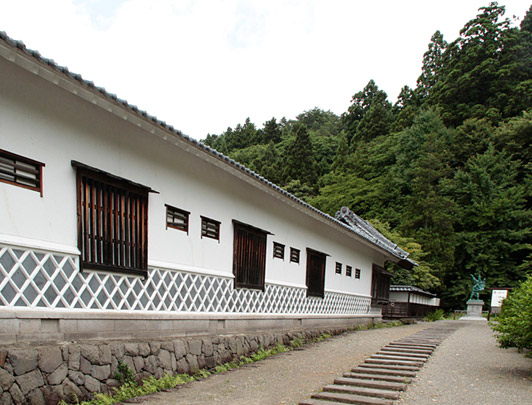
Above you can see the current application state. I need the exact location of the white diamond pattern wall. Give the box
[0,245,371,314]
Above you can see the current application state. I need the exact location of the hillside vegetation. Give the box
[203,3,532,310]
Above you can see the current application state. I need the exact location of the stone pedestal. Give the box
[460,299,486,321]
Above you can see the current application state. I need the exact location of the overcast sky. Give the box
[0,0,530,139]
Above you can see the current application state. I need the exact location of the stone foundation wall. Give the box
[0,328,346,404]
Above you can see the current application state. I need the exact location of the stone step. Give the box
[322,384,400,400]
[310,391,394,405]
[334,376,407,391]
[365,358,423,367]
[343,371,411,384]
[376,350,429,359]
[387,343,436,349]
[371,353,427,362]
[381,346,432,355]
[351,366,417,378]
[359,363,420,372]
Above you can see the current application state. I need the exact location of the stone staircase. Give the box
[300,324,462,405]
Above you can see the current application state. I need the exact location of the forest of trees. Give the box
[203,3,532,310]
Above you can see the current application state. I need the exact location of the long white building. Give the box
[0,31,413,343]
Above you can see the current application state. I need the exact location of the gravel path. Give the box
[137,323,429,405]
[399,320,532,405]
[135,320,532,405]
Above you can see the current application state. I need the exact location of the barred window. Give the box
[355,268,361,279]
[273,242,285,259]
[201,216,220,241]
[233,221,268,290]
[346,265,352,277]
[290,248,300,264]
[335,262,342,274]
[166,205,189,233]
[0,149,45,196]
[74,162,149,277]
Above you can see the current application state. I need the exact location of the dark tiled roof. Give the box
[390,285,437,297]
[0,31,411,262]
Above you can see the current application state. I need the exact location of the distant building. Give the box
[382,285,440,319]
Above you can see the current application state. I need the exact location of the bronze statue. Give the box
[469,273,486,301]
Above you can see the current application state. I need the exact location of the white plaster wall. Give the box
[0,55,391,297]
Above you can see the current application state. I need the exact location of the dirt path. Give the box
[136,323,429,405]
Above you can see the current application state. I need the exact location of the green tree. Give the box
[283,123,318,187]
[416,30,448,101]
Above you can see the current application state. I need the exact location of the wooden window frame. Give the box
[290,247,300,264]
[355,268,361,279]
[306,248,327,298]
[346,265,352,277]
[201,216,220,241]
[233,221,268,291]
[273,242,285,260]
[165,204,189,233]
[0,149,45,196]
[74,162,150,277]
[335,262,342,274]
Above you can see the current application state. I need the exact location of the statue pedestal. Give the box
[460,300,486,321]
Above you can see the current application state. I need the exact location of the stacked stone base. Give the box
[0,328,346,404]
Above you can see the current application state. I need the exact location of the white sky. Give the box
[0,0,530,139]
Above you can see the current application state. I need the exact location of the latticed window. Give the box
[335,262,342,274]
[233,221,267,290]
[355,268,361,279]
[290,247,300,264]
[273,242,285,259]
[74,162,150,277]
[346,265,352,277]
[166,205,189,233]
[0,149,45,196]
[201,216,220,240]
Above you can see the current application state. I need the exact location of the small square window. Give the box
[166,205,189,233]
[355,268,361,279]
[335,262,342,274]
[290,248,300,263]
[346,265,352,277]
[201,216,220,240]
[0,149,45,196]
[273,242,285,259]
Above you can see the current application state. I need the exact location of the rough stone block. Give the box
[133,356,144,373]
[62,378,83,403]
[91,365,111,381]
[80,345,99,364]
[79,357,91,375]
[68,346,81,371]
[1,392,13,405]
[174,340,186,359]
[27,388,45,405]
[205,356,215,369]
[158,350,172,370]
[39,347,63,374]
[176,358,188,374]
[189,340,202,356]
[47,364,68,385]
[149,342,161,355]
[122,356,135,373]
[0,351,7,367]
[202,339,213,357]
[15,369,44,395]
[110,343,124,358]
[84,375,101,393]
[171,355,177,372]
[43,385,63,405]
[68,370,85,386]
[124,343,139,356]
[9,382,24,404]
[0,367,15,391]
[186,354,199,373]
[138,343,150,357]
[161,341,174,352]
[197,354,206,370]
[144,356,157,374]
[98,345,112,365]
[9,349,39,376]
